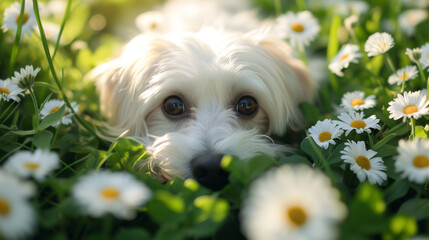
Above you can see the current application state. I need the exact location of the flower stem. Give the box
[298,49,309,66]
[416,62,427,88]
[410,117,416,140]
[306,131,336,186]
[50,124,62,149]
[385,55,396,74]
[273,0,282,16]
[28,87,40,130]
[400,70,406,93]
[295,0,308,11]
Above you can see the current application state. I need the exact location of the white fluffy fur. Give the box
[91,1,316,180]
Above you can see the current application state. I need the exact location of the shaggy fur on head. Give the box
[91,4,316,180]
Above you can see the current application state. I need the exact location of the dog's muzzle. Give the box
[191,153,229,191]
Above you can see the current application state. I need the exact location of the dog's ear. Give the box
[89,34,170,135]
[256,37,317,134]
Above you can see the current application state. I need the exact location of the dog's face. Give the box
[92,30,315,189]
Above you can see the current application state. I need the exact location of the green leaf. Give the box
[343,184,388,235]
[373,133,398,151]
[383,215,418,240]
[185,196,229,237]
[154,226,184,240]
[11,129,37,136]
[326,143,346,165]
[114,228,151,240]
[375,144,397,158]
[33,130,53,149]
[384,122,410,136]
[103,137,148,171]
[300,137,320,165]
[279,154,312,166]
[384,180,410,204]
[39,105,66,130]
[147,190,186,225]
[221,155,278,185]
[298,102,319,125]
[366,55,384,75]
[415,126,428,138]
[398,198,429,220]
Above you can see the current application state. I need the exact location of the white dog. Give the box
[92,0,316,190]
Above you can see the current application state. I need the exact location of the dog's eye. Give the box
[236,96,258,117]
[163,96,186,117]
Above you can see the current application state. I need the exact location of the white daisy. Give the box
[4,149,60,182]
[71,171,152,219]
[0,170,36,240]
[403,0,429,8]
[419,43,429,69]
[387,91,429,121]
[398,9,428,37]
[135,11,167,33]
[241,164,347,240]
[11,65,41,89]
[405,47,422,64]
[387,65,419,85]
[334,111,381,136]
[396,139,429,184]
[340,91,376,111]
[364,32,395,57]
[344,15,359,32]
[341,141,387,185]
[275,11,320,51]
[40,100,79,128]
[308,119,344,149]
[335,1,369,16]
[329,44,362,77]
[0,79,24,103]
[2,1,37,37]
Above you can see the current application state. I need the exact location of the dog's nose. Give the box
[191,153,229,191]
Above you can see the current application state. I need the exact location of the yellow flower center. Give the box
[351,98,364,106]
[101,187,120,200]
[291,23,305,33]
[412,155,429,168]
[399,73,409,80]
[403,105,418,115]
[0,87,10,95]
[15,12,30,25]
[356,155,371,170]
[150,22,158,29]
[0,197,11,216]
[49,106,61,114]
[340,53,349,61]
[286,206,307,226]
[350,120,366,129]
[318,131,332,142]
[24,162,40,170]
[378,41,387,49]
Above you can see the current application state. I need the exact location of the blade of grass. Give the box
[327,16,341,93]
[0,103,20,125]
[8,0,26,75]
[52,0,72,60]
[32,0,103,142]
